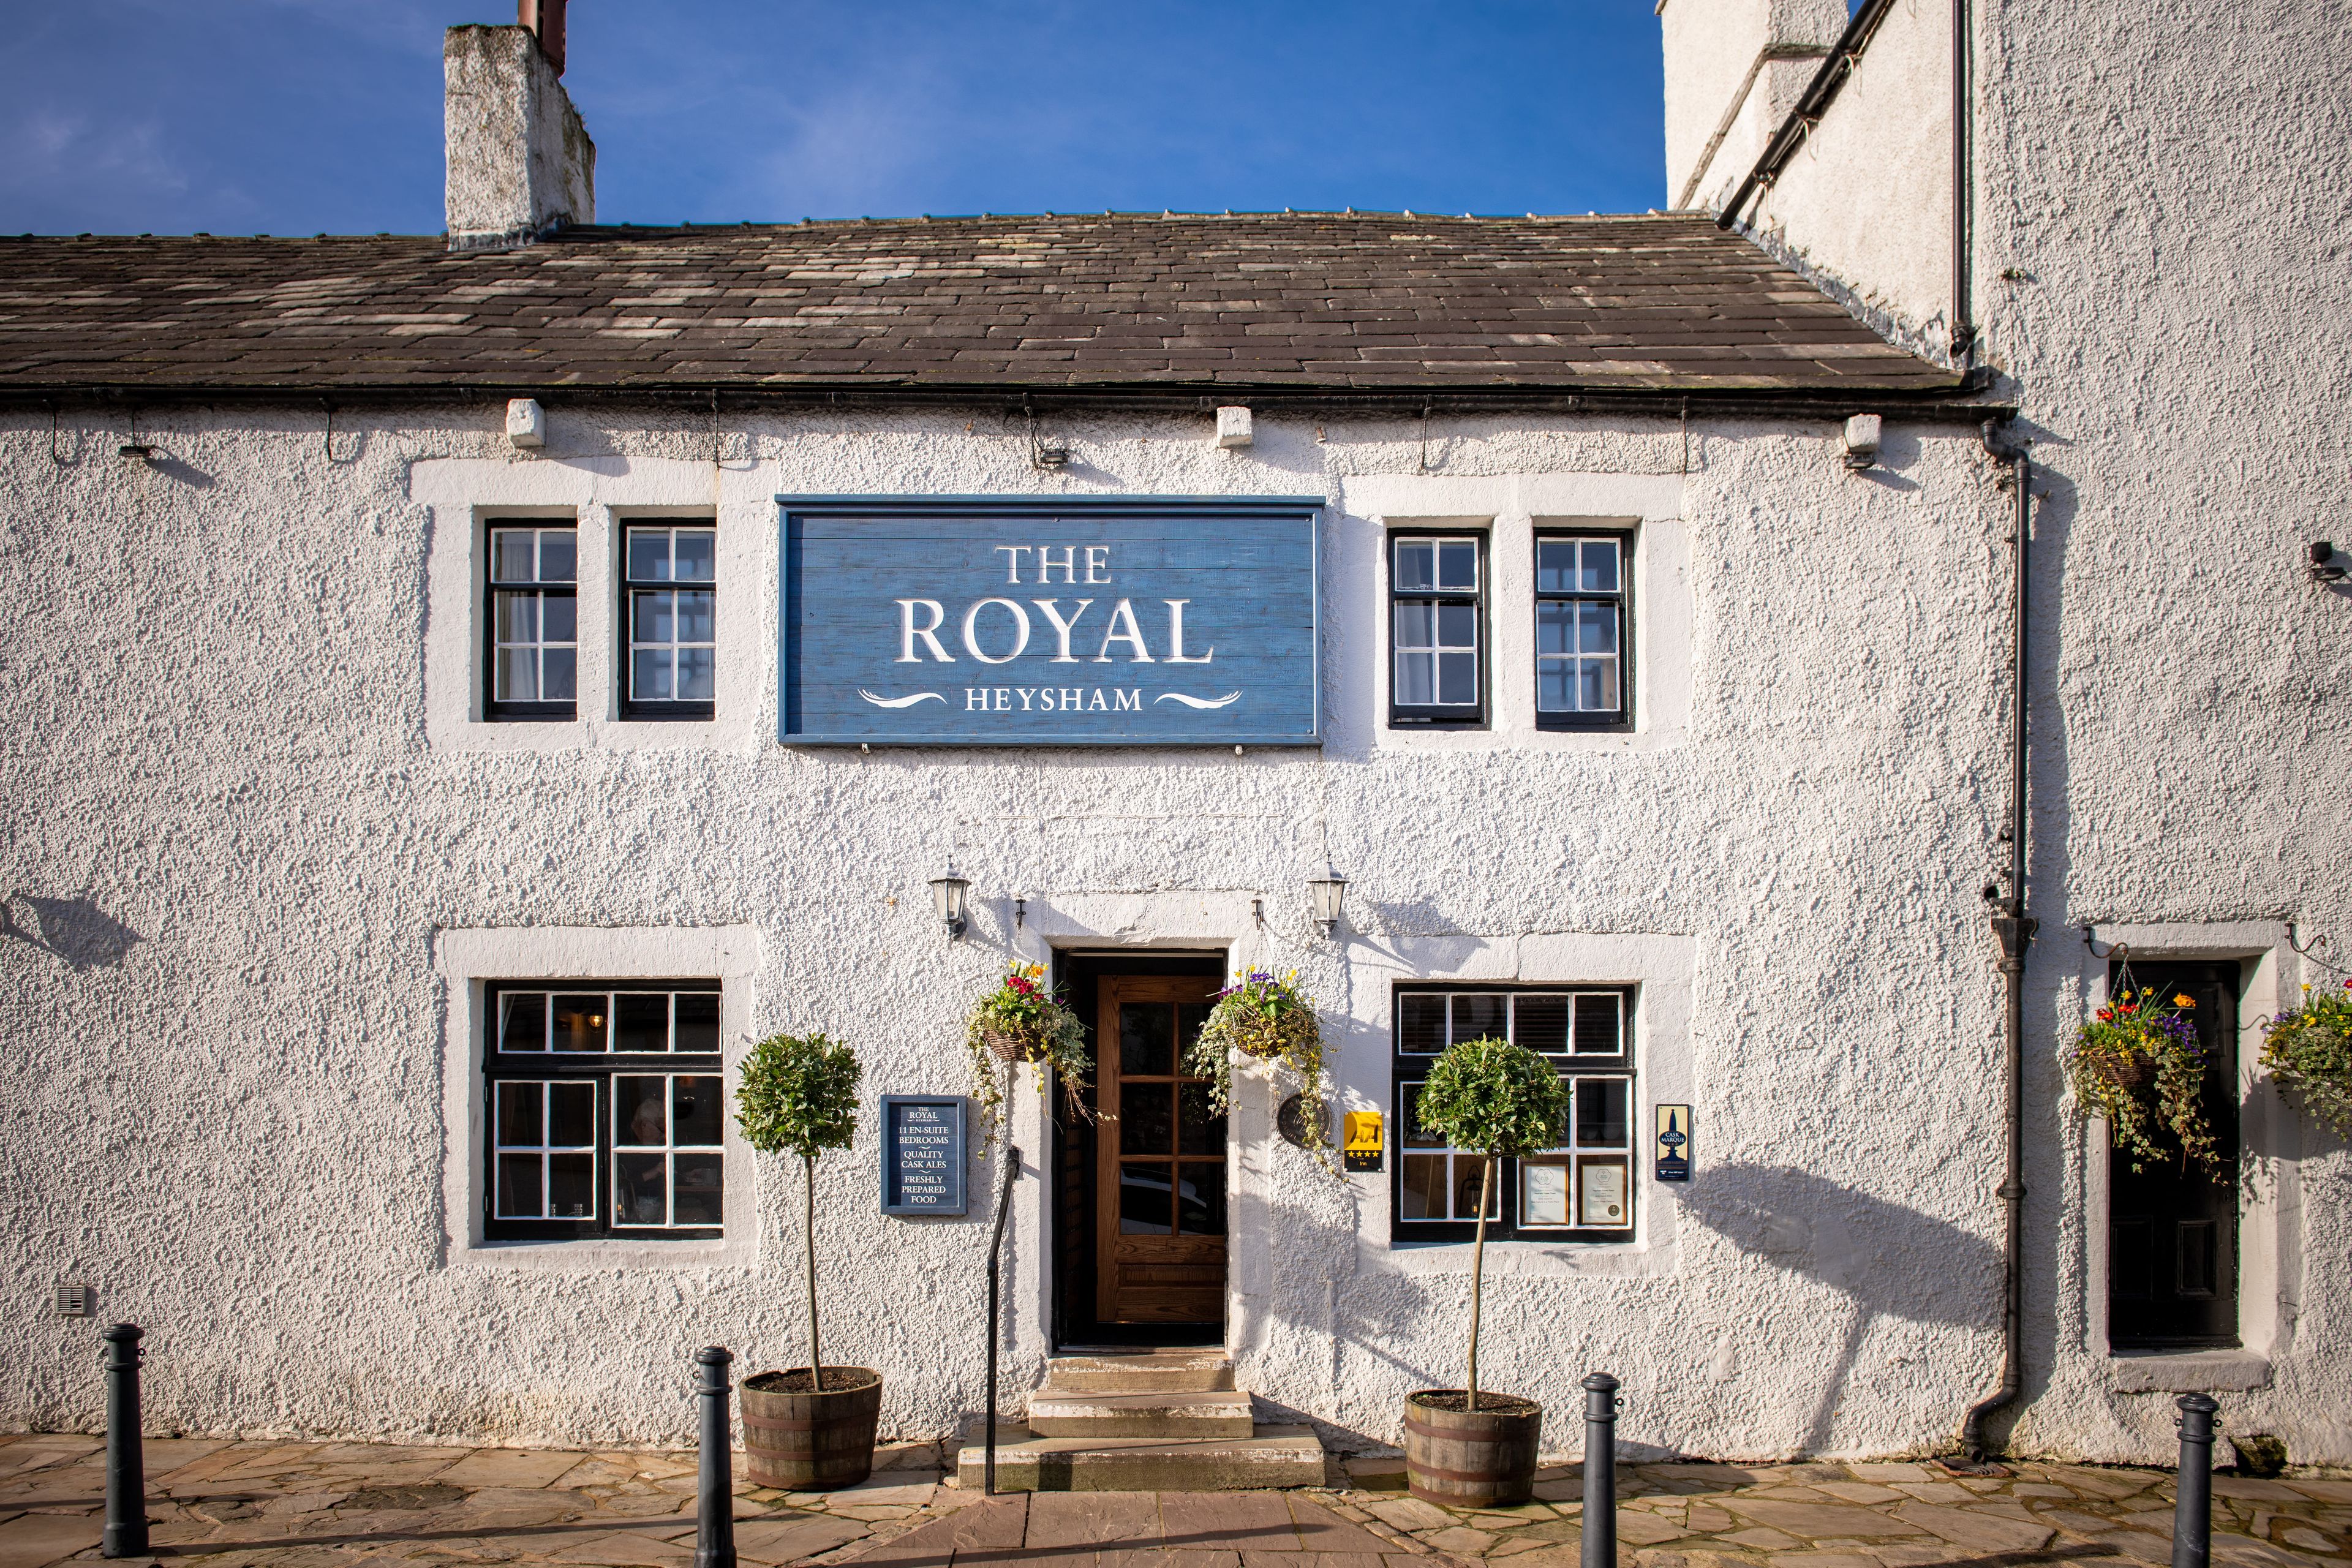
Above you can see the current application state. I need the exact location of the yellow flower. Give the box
[2174,993,2195,1008]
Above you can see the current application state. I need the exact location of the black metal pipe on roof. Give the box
[1953,0,1976,366]
[1715,0,1900,233]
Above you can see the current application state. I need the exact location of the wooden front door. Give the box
[1095,976,1227,1325]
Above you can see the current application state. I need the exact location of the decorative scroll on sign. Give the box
[780,497,1322,745]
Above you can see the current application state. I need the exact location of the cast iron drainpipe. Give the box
[1962,419,2037,1464]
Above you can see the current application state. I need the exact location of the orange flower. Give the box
[2174,993,2195,1008]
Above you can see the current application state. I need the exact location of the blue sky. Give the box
[0,2,1668,237]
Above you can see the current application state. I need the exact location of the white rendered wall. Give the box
[0,395,2343,1466]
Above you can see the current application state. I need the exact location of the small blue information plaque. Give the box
[880,1096,968,1216]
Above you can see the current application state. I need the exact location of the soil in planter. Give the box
[1414,1391,1541,1416]
[746,1367,879,1394]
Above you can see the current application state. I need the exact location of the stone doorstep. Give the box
[1025,1389,1258,1439]
[952,1427,1330,1493]
[1041,1352,1237,1395]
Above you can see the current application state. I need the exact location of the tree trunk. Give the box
[803,1152,821,1386]
[1467,1153,1493,1412]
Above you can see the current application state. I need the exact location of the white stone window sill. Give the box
[2109,1349,2272,1393]
[451,1237,746,1272]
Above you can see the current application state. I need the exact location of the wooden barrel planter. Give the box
[742,1368,883,1491]
[1403,1390,1543,1507]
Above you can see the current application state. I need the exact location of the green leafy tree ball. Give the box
[1415,1036,1570,1411]
[736,1033,862,1381]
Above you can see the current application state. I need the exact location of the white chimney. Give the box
[1660,0,1846,214]
[444,2,594,252]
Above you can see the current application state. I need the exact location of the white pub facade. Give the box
[2,0,2348,1468]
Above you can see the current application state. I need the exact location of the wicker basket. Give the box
[2088,1051,2156,1091]
[981,1022,1044,1063]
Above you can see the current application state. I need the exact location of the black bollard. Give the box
[1581,1373,1620,1568]
[2172,1393,2218,1568]
[695,1347,737,1568]
[101,1324,148,1559]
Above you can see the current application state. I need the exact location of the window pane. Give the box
[1118,1162,1172,1234]
[616,1152,668,1225]
[1452,993,1506,1042]
[491,530,538,582]
[1436,603,1477,650]
[674,530,715,582]
[1453,1158,1497,1219]
[1437,541,1478,590]
[673,1153,723,1226]
[673,1076,723,1147]
[1177,1003,1210,1060]
[1581,540,1620,592]
[1399,1153,1447,1218]
[627,530,671,582]
[495,590,540,643]
[1522,1158,1572,1226]
[1177,1161,1226,1235]
[1578,602,1617,655]
[674,993,720,1054]
[615,992,669,1054]
[616,1076,666,1145]
[537,530,576,582]
[497,1152,543,1217]
[634,590,674,644]
[1120,1003,1172,1076]
[1514,995,1570,1055]
[676,589,714,643]
[541,594,576,644]
[1398,994,1446,1054]
[1437,652,1477,706]
[549,1080,596,1147]
[1177,1082,1224,1155]
[548,1153,595,1219]
[676,648,715,702]
[1578,1156,1630,1227]
[496,1080,543,1148]
[1577,1079,1630,1148]
[1393,601,1433,649]
[633,649,673,702]
[1400,1083,1442,1148]
[495,647,537,703]
[1574,993,1623,1055]
[500,993,546,1053]
[1580,659,1619,711]
[1537,660,1572,713]
[1394,540,1434,590]
[1395,650,1434,706]
[1537,600,1572,655]
[1121,1084,1175,1154]
[552,995,608,1053]
[1536,540,1575,594]
[541,647,576,701]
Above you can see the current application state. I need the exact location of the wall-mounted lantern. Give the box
[1308,866,1348,938]
[929,865,971,941]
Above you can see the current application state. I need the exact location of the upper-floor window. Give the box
[1392,985,1636,1243]
[484,981,724,1240]
[624,524,717,719]
[1390,533,1485,726]
[1536,532,1630,729]
[487,524,577,721]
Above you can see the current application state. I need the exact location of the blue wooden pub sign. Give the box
[780,496,1322,745]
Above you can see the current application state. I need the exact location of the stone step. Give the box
[1026,1389,1256,1439]
[1041,1351,1234,1393]
[953,1425,1329,1492]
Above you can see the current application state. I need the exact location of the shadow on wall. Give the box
[3,892,144,972]
[1677,1163,2000,1457]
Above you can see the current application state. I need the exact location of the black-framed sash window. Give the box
[624,524,717,718]
[1535,532,1632,729]
[1389,533,1486,726]
[1392,985,1636,1243]
[484,982,723,1240]
[486,524,578,720]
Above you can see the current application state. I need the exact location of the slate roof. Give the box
[0,212,1960,396]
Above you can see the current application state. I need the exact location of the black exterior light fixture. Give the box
[1308,865,1348,938]
[930,865,971,941]
[2309,541,2346,583]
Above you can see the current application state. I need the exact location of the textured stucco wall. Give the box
[1661,0,1847,212]
[1689,0,2352,1464]
[443,24,594,245]
[6,391,2340,1464]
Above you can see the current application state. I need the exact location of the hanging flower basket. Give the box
[2260,976,2352,1137]
[1185,968,1335,1169]
[2065,974,2222,1175]
[964,962,1096,1135]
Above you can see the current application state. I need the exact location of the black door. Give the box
[2108,960,2240,1348]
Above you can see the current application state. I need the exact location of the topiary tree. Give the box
[736,1033,863,1386]
[1415,1036,1572,1411]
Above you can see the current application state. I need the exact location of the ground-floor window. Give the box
[484,981,724,1240]
[1392,984,1636,1243]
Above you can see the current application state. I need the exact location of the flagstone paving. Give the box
[0,1434,2345,1568]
